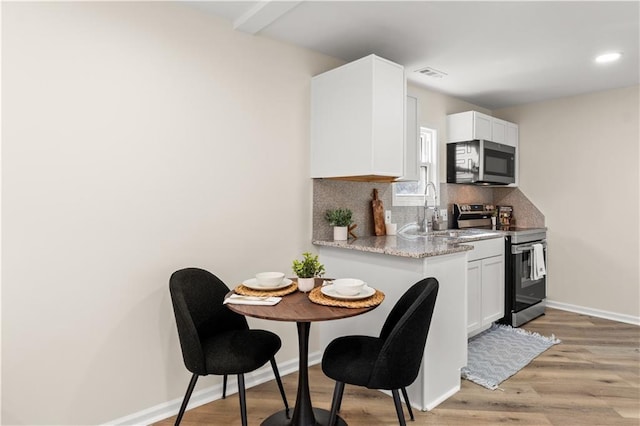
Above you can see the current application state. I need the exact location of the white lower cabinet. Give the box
[466,239,505,338]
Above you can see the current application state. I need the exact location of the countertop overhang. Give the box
[313,230,506,259]
[312,236,461,259]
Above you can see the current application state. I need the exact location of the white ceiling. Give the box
[189,1,639,110]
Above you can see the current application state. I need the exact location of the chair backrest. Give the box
[169,267,248,375]
[368,277,439,390]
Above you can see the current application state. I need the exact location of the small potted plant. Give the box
[325,208,353,241]
[292,252,325,292]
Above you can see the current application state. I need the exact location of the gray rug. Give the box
[461,324,561,390]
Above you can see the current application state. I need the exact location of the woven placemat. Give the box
[308,286,385,308]
[234,282,298,297]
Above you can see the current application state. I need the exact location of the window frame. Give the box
[392,126,439,207]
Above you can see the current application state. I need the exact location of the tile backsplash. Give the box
[313,180,545,239]
[313,180,393,240]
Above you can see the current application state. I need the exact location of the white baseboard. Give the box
[546,299,640,326]
[106,351,323,426]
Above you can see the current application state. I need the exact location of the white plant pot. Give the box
[333,226,348,241]
[297,277,315,293]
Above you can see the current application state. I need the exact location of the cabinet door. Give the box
[506,122,519,147]
[491,118,507,143]
[481,255,505,325]
[447,111,474,142]
[473,112,492,141]
[467,260,482,335]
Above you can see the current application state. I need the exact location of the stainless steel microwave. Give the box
[446,140,516,185]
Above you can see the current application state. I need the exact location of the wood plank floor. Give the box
[155,308,640,425]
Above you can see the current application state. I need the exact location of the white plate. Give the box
[321,284,376,300]
[242,278,293,291]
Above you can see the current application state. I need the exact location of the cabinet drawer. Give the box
[467,237,504,261]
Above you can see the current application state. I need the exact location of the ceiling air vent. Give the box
[416,66,447,79]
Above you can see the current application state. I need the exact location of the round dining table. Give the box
[225,278,381,426]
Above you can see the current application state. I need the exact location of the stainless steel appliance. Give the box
[453,203,547,327]
[447,140,516,185]
[504,229,547,327]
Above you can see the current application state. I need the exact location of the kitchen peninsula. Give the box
[313,233,501,411]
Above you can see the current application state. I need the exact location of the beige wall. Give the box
[495,86,640,318]
[1,2,341,424]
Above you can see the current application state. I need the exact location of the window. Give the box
[392,127,438,207]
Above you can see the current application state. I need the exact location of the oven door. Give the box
[511,241,546,313]
[480,140,516,185]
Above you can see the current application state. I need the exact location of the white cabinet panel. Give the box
[318,247,468,411]
[397,95,419,181]
[481,256,505,325]
[467,260,482,335]
[311,55,405,179]
[474,112,492,141]
[465,239,505,338]
[491,118,507,144]
[447,111,518,147]
[506,122,519,147]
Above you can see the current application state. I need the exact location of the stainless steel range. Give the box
[453,203,547,327]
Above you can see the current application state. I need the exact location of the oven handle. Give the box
[512,240,547,255]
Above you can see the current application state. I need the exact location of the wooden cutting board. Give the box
[372,188,386,236]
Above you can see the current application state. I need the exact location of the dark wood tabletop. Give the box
[225,278,377,323]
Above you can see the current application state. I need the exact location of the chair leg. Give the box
[237,374,247,426]
[329,381,345,426]
[335,381,345,413]
[222,374,228,399]
[401,387,414,421]
[392,389,407,426]
[175,373,199,426]
[270,358,290,418]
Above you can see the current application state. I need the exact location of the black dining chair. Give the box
[169,267,289,426]
[321,277,439,426]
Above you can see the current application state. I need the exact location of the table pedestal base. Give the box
[261,408,347,426]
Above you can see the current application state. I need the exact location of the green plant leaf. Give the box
[291,252,325,278]
[324,208,353,227]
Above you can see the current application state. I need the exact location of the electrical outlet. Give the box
[385,210,392,223]
[439,209,448,221]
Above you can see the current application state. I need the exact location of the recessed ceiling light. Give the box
[595,52,622,63]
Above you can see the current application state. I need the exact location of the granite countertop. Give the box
[312,229,505,259]
[311,235,463,259]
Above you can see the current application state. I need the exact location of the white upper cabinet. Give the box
[311,55,405,180]
[447,111,518,147]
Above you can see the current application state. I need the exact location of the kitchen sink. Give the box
[398,224,501,241]
[431,229,495,238]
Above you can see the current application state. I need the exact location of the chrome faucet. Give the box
[421,182,438,232]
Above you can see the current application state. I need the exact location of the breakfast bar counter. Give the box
[313,239,470,412]
[313,226,505,257]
